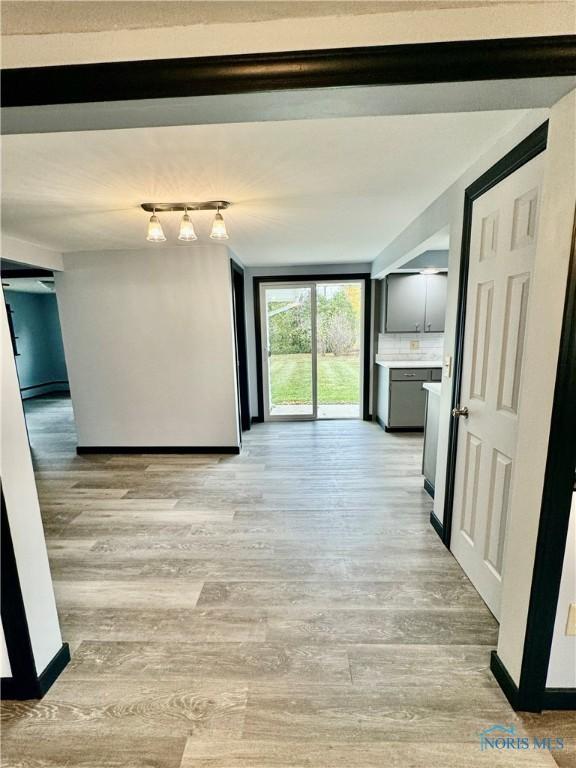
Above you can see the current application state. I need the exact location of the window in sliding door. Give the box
[316,282,362,420]
[261,283,316,420]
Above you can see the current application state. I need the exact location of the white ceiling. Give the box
[0,1,520,35]
[2,111,530,266]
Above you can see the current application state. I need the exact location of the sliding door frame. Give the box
[260,281,317,422]
[254,273,371,423]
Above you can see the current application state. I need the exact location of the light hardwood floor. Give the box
[1,395,574,767]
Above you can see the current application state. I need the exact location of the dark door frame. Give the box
[230,260,251,433]
[254,274,372,422]
[1,490,70,700]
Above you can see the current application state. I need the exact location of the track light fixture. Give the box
[141,201,230,243]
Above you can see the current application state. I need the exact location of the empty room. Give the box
[1,3,575,768]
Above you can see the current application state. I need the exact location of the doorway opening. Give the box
[258,278,366,421]
[231,260,251,435]
[1,261,76,456]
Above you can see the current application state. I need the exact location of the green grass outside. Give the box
[270,353,360,405]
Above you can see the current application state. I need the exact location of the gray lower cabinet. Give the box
[389,380,428,428]
[377,366,442,430]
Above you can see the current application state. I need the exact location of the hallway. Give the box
[1,397,572,767]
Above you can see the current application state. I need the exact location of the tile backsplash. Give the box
[377,332,444,361]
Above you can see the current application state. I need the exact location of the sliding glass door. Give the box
[260,280,363,421]
[261,283,317,420]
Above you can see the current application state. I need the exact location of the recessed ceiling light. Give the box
[420,268,441,275]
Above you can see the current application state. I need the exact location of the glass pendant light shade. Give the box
[178,211,197,241]
[210,210,229,240]
[146,211,166,242]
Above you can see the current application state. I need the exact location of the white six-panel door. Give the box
[451,152,544,620]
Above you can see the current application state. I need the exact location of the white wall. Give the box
[498,90,576,685]
[1,234,64,271]
[547,495,576,688]
[245,263,371,419]
[0,301,63,675]
[55,247,240,448]
[3,2,574,68]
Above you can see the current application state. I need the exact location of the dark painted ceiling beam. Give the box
[2,35,576,107]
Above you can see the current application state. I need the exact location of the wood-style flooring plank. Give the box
[66,641,351,684]
[179,739,558,767]
[0,734,187,768]
[53,580,204,610]
[1,680,247,739]
[240,681,531,743]
[2,395,570,768]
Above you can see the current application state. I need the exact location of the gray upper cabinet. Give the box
[424,274,447,332]
[385,273,447,333]
[385,274,426,332]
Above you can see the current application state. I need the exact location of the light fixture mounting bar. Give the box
[141,201,230,213]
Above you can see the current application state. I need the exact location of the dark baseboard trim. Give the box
[490,648,576,713]
[424,478,435,498]
[430,511,444,541]
[20,380,69,393]
[542,688,576,710]
[385,425,424,433]
[38,643,70,696]
[490,651,522,711]
[1,643,70,700]
[251,416,264,424]
[22,389,71,401]
[77,446,241,455]
[376,416,424,433]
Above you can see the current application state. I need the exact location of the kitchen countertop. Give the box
[423,382,442,396]
[375,359,443,368]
